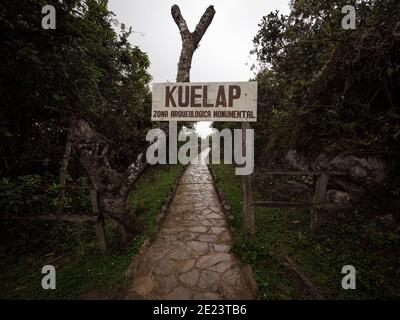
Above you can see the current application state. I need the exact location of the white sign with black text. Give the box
[151,81,257,122]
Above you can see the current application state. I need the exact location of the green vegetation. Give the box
[216,0,400,299]
[0,0,166,299]
[0,164,182,299]
[1,0,153,178]
[0,175,91,215]
[0,0,398,301]
[211,164,400,299]
[252,0,399,157]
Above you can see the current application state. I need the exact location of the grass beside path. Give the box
[210,164,400,299]
[0,164,182,299]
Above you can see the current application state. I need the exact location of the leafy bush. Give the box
[0,174,92,258]
[0,175,90,214]
[0,0,152,177]
[252,0,400,157]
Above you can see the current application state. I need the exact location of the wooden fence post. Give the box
[90,188,107,253]
[311,173,329,232]
[242,122,255,240]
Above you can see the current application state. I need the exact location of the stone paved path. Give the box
[123,158,256,300]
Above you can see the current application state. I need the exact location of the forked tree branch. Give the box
[70,119,147,196]
[192,5,216,46]
[171,4,216,82]
[171,5,191,42]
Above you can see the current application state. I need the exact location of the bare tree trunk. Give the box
[161,5,216,148]
[171,5,215,82]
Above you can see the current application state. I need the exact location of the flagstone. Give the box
[198,270,220,291]
[179,269,199,287]
[196,253,233,272]
[166,247,192,260]
[189,226,208,233]
[131,275,156,296]
[211,227,227,235]
[213,244,231,253]
[198,234,218,242]
[187,241,210,255]
[123,162,255,300]
[175,259,195,273]
[165,286,192,300]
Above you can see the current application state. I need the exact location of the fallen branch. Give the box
[268,251,325,299]
[282,254,325,299]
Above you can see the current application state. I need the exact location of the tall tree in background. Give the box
[252,0,399,158]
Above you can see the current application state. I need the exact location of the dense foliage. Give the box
[0,0,156,289]
[0,0,152,178]
[240,1,400,298]
[252,0,399,158]
[0,165,183,299]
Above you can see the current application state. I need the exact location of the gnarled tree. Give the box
[70,119,147,245]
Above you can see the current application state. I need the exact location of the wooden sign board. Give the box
[151,81,257,122]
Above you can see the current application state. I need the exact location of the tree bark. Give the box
[70,119,147,246]
[161,5,216,146]
[171,5,215,82]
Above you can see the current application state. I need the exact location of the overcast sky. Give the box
[108,0,290,83]
[107,1,291,137]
